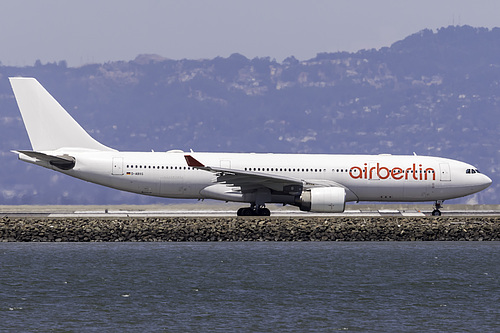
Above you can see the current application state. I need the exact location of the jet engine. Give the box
[298,187,346,213]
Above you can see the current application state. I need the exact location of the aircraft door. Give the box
[439,163,451,181]
[220,160,231,169]
[112,157,123,175]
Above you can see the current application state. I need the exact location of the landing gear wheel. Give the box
[258,208,271,216]
[236,206,271,216]
[237,207,254,216]
[431,209,441,216]
[431,200,443,216]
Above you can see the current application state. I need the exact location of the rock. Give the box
[0,217,499,241]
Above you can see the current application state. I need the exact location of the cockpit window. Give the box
[466,169,481,174]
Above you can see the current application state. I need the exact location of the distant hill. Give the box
[1,25,498,205]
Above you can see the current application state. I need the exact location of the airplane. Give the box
[9,77,492,216]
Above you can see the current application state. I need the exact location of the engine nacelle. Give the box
[298,187,346,213]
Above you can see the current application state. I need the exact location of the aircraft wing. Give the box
[185,155,305,194]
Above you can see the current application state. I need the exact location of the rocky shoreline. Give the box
[1,216,499,242]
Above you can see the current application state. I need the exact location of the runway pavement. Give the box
[2,204,500,218]
[51,209,500,218]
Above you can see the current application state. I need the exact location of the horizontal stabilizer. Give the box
[14,150,76,170]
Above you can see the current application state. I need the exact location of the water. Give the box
[0,242,498,332]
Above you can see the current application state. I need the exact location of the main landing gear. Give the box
[431,200,443,216]
[237,204,271,216]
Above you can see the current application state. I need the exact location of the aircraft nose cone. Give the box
[479,174,492,190]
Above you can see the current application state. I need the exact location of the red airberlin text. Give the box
[349,163,436,181]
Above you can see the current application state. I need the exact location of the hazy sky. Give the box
[1,0,500,67]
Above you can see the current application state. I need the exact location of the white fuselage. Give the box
[23,150,492,205]
[10,77,492,215]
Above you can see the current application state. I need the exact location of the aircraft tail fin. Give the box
[9,77,115,152]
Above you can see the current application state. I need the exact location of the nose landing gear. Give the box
[431,200,443,216]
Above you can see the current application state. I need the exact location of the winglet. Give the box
[184,155,205,167]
